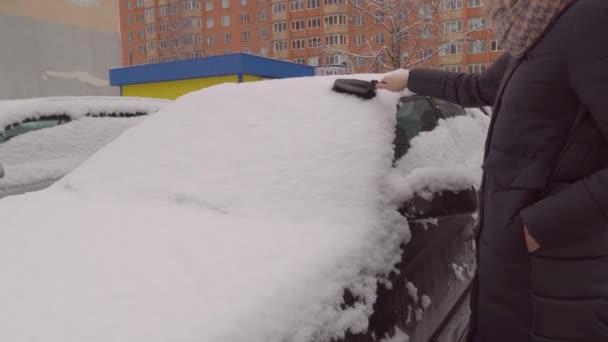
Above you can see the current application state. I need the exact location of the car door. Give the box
[340,96,479,342]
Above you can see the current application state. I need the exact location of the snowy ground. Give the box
[0,76,486,342]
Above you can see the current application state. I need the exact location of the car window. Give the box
[432,98,467,118]
[393,97,440,161]
[0,117,69,143]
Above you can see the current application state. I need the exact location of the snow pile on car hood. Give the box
[0,96,168,131]
[0,76,414,342]
[0,116,146,195]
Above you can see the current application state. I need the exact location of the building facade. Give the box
[0,0,121,99]
[119,0,503,73]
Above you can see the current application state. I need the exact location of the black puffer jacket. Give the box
[408,1,608,341]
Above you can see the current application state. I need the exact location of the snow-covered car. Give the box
[0,77,487,342]
[0,96,169,198]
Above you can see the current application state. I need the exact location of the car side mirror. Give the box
[0,161,4,179]
[398,187,478,219]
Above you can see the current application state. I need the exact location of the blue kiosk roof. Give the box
[109,53,315,86]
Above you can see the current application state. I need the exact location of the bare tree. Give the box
[330,0,486,72]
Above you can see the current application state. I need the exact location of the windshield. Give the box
[394,97,440,161]
[0,118,66,143]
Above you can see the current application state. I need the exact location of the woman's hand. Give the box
[524,225,540,253]
[377,69,409,92]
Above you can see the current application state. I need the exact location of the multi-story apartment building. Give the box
[119,0,502,73]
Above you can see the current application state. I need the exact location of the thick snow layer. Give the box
[0,76,486,342]
[0,96,168,131]
[0,117,145,194]
[385,109,488,203]
[380,327,410,342]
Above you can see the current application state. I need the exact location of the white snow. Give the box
[421,295,432,309]
[451,263,466,282]
[0,117,145,196]
[42,70,109,87]
[0,76,486,342]
[0,96,169,131]
[385,108,488,203]
[406,281,419,304]
[380,327,410,342]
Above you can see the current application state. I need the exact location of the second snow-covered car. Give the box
[0,96,169,198]
[0,76,487,342]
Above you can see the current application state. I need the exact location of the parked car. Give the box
[0,96,169,198]
[0,77,487,342]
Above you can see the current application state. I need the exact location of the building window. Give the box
[353,0,362,5]
[468,0,482,8]
[272,3,286,13]
[307,0,319,8]
[324,14,348,26]
[205,1,214,11]
[148,56,157,64]
[136,0,144,7]
[468,39,486,53]
[308,36,321,48]
[260,46,269,56]
[207,18,214,28]
[375,11,384,24]
[290,0,304,11]
[467,17,486,31]
[185,51,203,59]
[224,33,232,43]
[159,22,169,32]
[171,21,178,30]
[138,31,145,39]
[292,38,305,50]
[442,64,463,72]
[323,0,345,6]
[145,8,155,18]
[442,19,463,34]
[419,49,432,61]
[208,35,215,45]
[183,0,201,11]
[468,63,487,73]
[274,40,288,51]
[137,14,145,24]
[241,31,250,41]
[490,39,503,51]
[307,17,320,29]
[139,45,146,55]
[260,28,268,39]
[241,0,248,4]
[355,56,366,66]
[183,17,203,28]
[159,5,168,16]
[127,31,133,40]
[273,21,287,32]
[374,32,385,44]
[421,26,432,39]
[147,40,156,50]
[159,39,168,49]
[293,58,305,64]
[354,14,364,26]
[354,34,365,46]
[440,41,464,55]
[240,12,250,23]
[170,2,179,13]
[222,0,230,8]
[441,0,463,10]
[308,56,320,66]
[222,16,231,26]
[259,9,266,20]
[127,15,132,25]
[324,34,348,46]
[146,24,155,34]
[160,56,172,62]
[291,19,304,31]
[325,54,346,65]
[127,0,132,9]
[172,38,179,47]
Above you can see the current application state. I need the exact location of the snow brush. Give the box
[332,79,381,100]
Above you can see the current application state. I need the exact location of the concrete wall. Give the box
[0,0,121,99]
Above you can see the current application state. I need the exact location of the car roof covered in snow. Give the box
[0,96,170,131]
[0,75,487,342]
